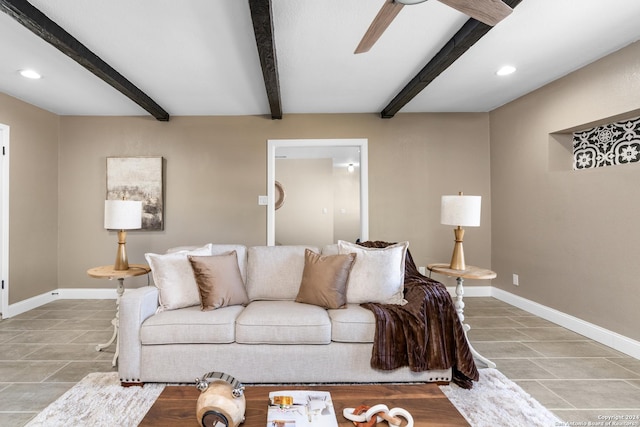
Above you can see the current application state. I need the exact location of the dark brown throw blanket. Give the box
[359,241,479,389]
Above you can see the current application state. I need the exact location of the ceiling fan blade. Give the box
[355,0,404,54]
[437,0,513,26]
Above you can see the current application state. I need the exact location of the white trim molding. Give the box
[445,285,492,298]
[4,285,640,361]
[441,285,640,359]
[491,287,640,360]
[3,291,57,318]
[266,139,368,246]
[0,123,9,318]
[3,288,117,318]
[56,288,118,299]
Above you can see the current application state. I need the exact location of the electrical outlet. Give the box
[258,195,268,205]
[418,266,426,275]
[512,274,519,286]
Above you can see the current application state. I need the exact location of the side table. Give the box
[87,264,150,366]
[428,263,497,369]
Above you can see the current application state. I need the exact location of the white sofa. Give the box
[118,243,452,385]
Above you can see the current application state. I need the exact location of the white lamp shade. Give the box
[441,195,481,227]
[104,200,142,230]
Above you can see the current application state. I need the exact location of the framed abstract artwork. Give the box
[106,156,164,230]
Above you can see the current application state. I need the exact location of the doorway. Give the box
[0,124,8,317]
[267,138,368,247]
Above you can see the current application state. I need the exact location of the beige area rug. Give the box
[26,373,164,427]
[27,369,562,426]
[440,369,563,427]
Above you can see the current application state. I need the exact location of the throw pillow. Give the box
[145,243,212,312]
[295,249,357,309]
[337,240,409,305]
[188,251,249,311]
[245,245,320,301]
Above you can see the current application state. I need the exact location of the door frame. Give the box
[266,138,368,246]
[0,124,9,317]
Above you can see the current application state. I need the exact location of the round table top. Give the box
[87,264,151,279]
[427,263,497,280]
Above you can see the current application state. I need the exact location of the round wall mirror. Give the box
[275,181,286,210]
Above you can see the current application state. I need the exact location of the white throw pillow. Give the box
[145,243,213,312]
[168,244,248,283]
[337,240,409,305]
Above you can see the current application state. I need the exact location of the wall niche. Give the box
[573,116,640,170]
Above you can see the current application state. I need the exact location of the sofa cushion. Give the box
[246,245,319,301]
[140,305,244,344]
[236,301,331,344]
[145,243,213,312]
[328,304,376,343]
[338,240,409,305]
[189,251,249,311]
[295,249,356,309]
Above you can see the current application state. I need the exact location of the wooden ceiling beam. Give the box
[0,0,170,121]
[381,0,522,118]
[249,0,283,120]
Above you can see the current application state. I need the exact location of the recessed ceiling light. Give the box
[19,69,42,79]
[496,65,516,76]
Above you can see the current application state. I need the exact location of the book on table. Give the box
[267,390,338,427]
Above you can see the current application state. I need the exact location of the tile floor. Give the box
[0,299,117,426]
[0,297,639,426]
[465,298,640,425]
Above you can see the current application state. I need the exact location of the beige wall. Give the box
[333,164,361,244]
[3,39,639,344]
[490,41,640,340]
[5,37,639,345]
[0,93,59,304]
[275,158,334,247]
[57,113,492,292]
[274,158,361,247]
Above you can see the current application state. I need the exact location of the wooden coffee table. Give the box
[139,383,469,426]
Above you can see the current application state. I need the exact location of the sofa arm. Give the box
[118,286,158,384]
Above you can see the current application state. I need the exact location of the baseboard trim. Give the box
[3,288,116,318]
[56,288,117,299]
[3,291,57,318]
[445,285,492,297]
[491,287,640,360]
[5,286,639,360]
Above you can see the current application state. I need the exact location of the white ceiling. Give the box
[1,0,640,118]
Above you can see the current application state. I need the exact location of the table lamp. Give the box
[441,192,481,271]
[104,199,142,270]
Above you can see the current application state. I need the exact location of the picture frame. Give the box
[106,156,164,230]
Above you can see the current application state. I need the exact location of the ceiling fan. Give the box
[354,0,513,54]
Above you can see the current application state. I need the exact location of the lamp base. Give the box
[114,230,130,271]
[449,227,466,271]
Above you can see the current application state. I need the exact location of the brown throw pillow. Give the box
[188,251,249,311]
[295,249,357,309]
